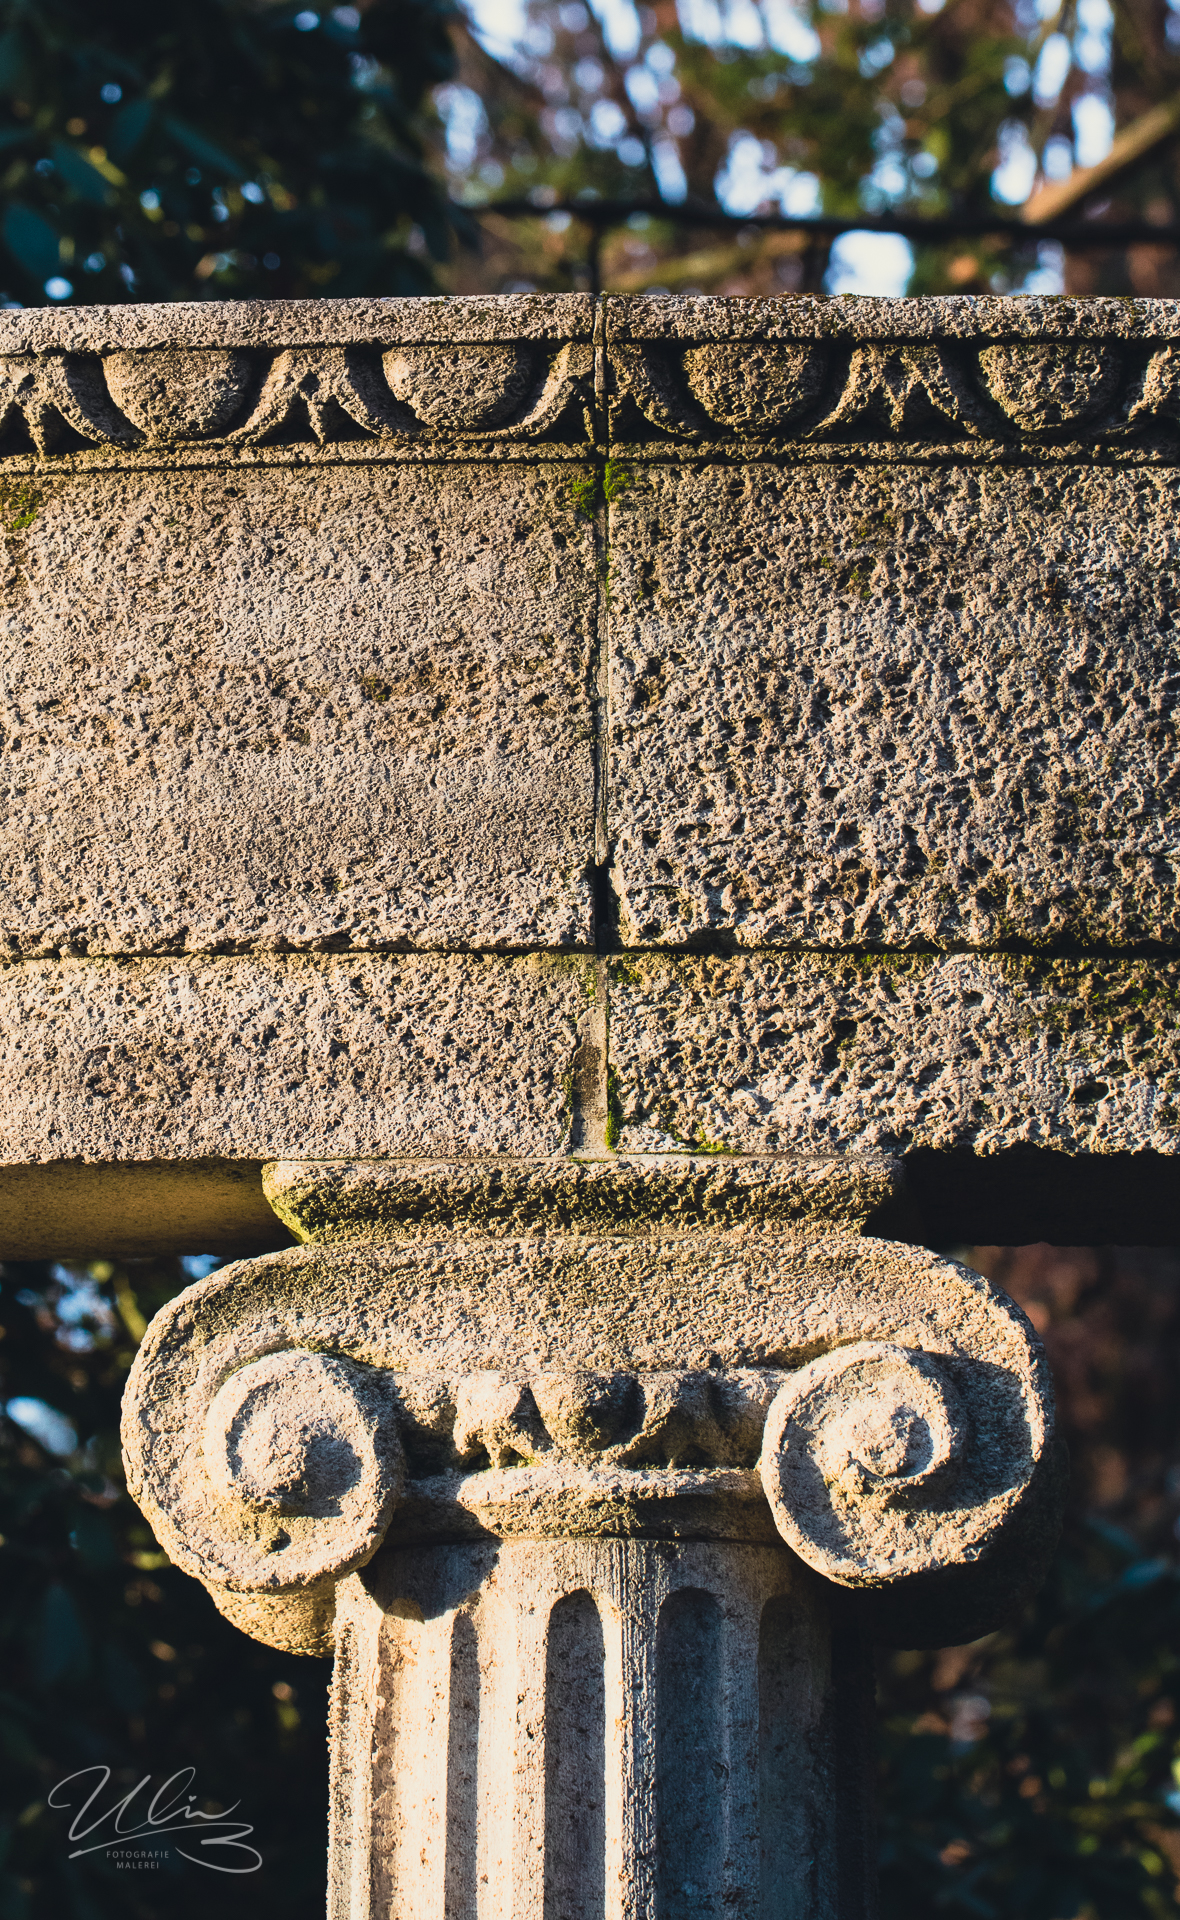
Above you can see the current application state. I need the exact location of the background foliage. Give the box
[0,0,1176,305]
[0,1255,330,1920]
[5,1243,1180,1917]
[0,0,463,306]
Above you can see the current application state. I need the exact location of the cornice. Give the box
[0,293,1178,466]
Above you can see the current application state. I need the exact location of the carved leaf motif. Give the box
[0,352,139,451]
[230,346,416,443]
[810,344,991,437]
[476,341,595,441]
[683,342,829,431]
[611,342,713,438]
[230,341,592,444]
[1125,345,1180,425]
[977,343,1122,435]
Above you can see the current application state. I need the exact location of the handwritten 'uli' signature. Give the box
[48,1765,262,1873]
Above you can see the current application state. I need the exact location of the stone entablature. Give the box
[1,292,1180,1256]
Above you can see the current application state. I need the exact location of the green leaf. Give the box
[161,113,244,180]
[108,96,154,163]
[2,203,62,280]
[0,28,28,95]
[50,143,115,208]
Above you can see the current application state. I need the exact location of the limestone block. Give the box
[0,461,596,955]
[607,459,1180,949]
[604,292,1180,454]
[0,951,590,1162]
[0,291,596,355]
[609,952,1180,1156]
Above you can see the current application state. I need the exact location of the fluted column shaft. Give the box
[330,1537,874,1920]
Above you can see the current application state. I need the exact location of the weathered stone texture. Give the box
[0,292,1176,1226]
[121,1226,1060,1658]
[0,952,590,1161]
[0,463,596,955]
[608,462,1180,949]
[0,291,596,354]
[332,1538,848,1920]
[605,292,1180,343]
[609,952,1180,1156]
[261,1151,902,1243]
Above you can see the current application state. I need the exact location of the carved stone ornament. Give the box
[1,296,1180,463]
[122,1193,1060,1655]
[760,1338,1039,1585]
[199,1349,405,1588]
[120,1164,1063,1920]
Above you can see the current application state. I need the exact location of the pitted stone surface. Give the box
[0,296,1179,1185]
[0,952,590,1162]
[261,1152,902,1243]
[609,952,1180,1156]
[607,461,1180,951]
[198,1349,405,1589]
[0,462,595,956]
[759,1339,1027,1586]
[104,347,256,440]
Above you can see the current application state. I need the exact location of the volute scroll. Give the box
[759,1335,1051,1588]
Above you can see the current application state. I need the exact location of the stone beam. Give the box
[1,294,1179,1248]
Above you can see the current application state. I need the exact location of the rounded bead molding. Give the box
[103,347,255,440]
[759,1339,1043,1587]
[683,342,829,430]
[976,343,1121,435]
[383,344,537,430]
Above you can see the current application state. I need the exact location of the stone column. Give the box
[122,1158,1062,1920]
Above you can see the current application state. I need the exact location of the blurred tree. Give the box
[0,0,464,307]
[0,1254,329,1920]
[877,1243,1180,1919]
[1063,0,1180,293]
[2,0,1173,307]
[438,0,1170,297]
